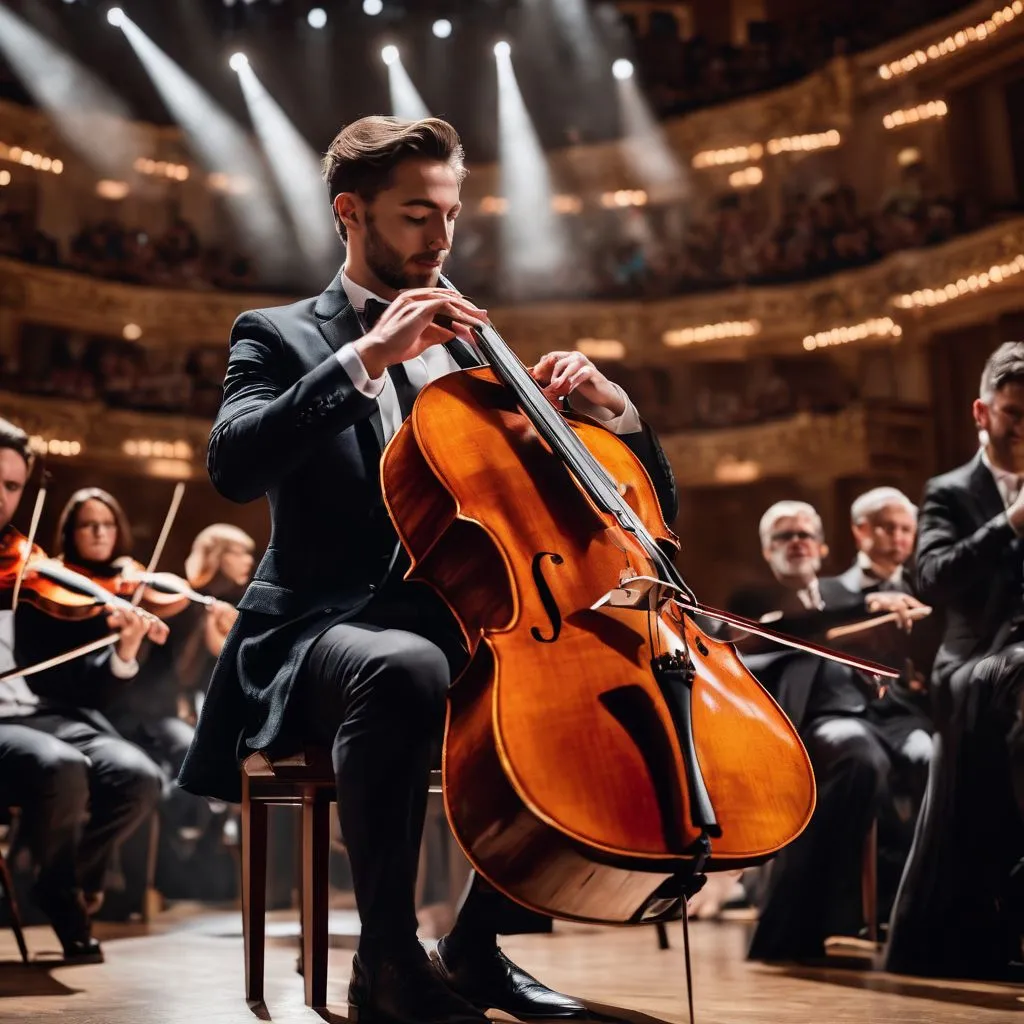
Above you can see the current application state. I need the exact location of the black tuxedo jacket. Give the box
[178,273,679,801]
[915,450,1022,690]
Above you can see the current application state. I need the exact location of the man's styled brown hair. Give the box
[980,341,1024,403]
[321,116,468,241]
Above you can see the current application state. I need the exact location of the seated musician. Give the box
[13,487,168,928]
[179,115,678,1024]
[0,422,161,961]
[729,500,932,962]
[109,524,250,901]
[887,341,1024,980]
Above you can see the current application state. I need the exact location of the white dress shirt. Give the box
[981,446,1024,509]
[334,271,642,443]
[796,577,824,611]
[853,550,904,590]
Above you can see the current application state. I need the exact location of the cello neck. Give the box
[439,275,691,598]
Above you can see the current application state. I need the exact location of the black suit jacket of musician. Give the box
[178,273,680,802]
[915,449,1023,690]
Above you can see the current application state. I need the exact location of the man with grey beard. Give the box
[728,500,931,963]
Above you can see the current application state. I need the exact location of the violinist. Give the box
[179,115,678,1024]
[0,421,158,961]
[13,486,168,927]
[729,501,932,963]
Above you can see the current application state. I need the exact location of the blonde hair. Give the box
[185,524,254,588]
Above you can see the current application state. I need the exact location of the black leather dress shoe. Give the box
[431,937,587,1020]
[348,951,489,1024]
[32,883,104,965]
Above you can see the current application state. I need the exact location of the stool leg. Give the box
[655,921,670,950]
[861,818,879,945]
[242,793,268,1003]
[0,850,29,963]
[302,791,331,1009]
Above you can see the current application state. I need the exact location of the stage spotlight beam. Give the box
[117,16,293,281]
[235,61,338,279]
[381,45,399,65]
[384,51,430,120]
[612,58,633,80]
[107,7,124,27]
[494,42,567,291]
[229,52,249,71]
[0,2,140,177]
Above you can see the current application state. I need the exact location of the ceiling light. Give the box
[494,40,511,58]
[612,58,634,80]
[307,7,327,29]
[106,6,124,26]
[432,18,452,38]
[229,52,249,71]
[363,0,383,14]
[381,45,399,65]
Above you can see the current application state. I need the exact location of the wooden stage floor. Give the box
[0,907,1020,1024]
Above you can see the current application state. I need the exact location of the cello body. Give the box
[382,366,815,925]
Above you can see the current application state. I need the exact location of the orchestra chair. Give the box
[240,749,455,1009]
[0,812,30,963]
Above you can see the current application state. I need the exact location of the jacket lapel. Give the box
[314,273,385,451]
[967,449,1007,524]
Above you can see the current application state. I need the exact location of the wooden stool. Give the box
[0,824,29,963]
[240,749,449,1009]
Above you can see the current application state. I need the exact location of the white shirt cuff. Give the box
[110,650,140,679]
[568,382,642,435]
[336,345,386,399]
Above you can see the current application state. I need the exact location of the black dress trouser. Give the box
[298,580,507,963]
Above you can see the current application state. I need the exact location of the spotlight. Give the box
[381,44,399,65]
[494,40,511,58]
[612,58,634,80]
[106,6,124,26]
[62,0,76,5]
[229,52,249,71]
[307,7,327,29]
[363,0,383,14]
[432,18,452,39]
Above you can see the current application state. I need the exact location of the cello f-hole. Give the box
[530,551,564,643]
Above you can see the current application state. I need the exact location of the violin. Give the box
[64,556,217,619]
[0,525,161,623]
[380,274,898,931]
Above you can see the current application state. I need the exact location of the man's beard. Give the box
[364,214,443,291]
[769,549,821,580]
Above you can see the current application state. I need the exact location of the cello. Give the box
[381,277,897,928]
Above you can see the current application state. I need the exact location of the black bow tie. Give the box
[361,297,389,332]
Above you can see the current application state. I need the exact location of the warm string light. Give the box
[766,130,841,155]
[692,131,841,170]
[134,157,189,181]
[96,179,130,199]
[803,318,901,351]
[600,189,648,208]
[575,338,626,360]
[728,166,763,189]
[692,144,764,169]
[479,195,508,215]
[28,436,82,457]
[551,194,584,214]
[894,254,1024,308]
[883,100,948,130]
[878,2,1023,79]
[122,439,193,460]
[0,142,63,174]
[663,321,761,347]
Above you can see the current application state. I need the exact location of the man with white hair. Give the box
[732,499,932,963]
[840,487,918,592]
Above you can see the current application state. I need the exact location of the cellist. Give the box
[178,115,678,1024]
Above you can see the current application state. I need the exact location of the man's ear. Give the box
[973,397,990,433]
[819,542,830,560]
[334,192,361,235]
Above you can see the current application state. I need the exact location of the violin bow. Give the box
[130,481,186,607]
[11,464,50,613]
